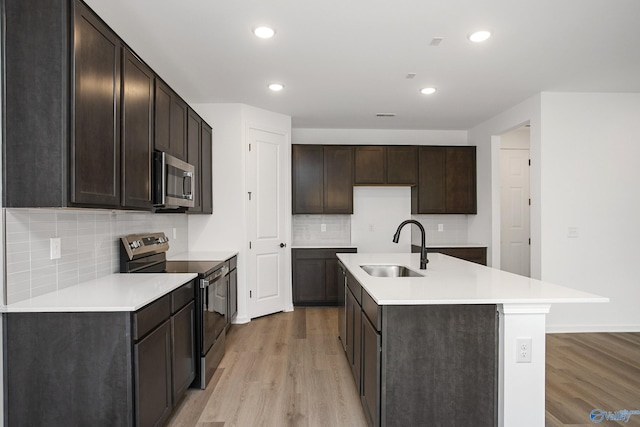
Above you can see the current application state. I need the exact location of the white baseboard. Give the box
[546,324,640,333]
[232,315,251,325]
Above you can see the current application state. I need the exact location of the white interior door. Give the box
[246,127,289,319]
[500,149,530,276]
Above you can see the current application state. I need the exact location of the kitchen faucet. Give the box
[393,219,428,269]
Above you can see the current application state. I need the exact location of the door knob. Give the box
[280,243,286,248]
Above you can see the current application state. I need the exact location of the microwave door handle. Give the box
[183,172,193,200]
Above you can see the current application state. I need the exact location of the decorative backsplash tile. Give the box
[410,214,469,246]
[3,208,188,304]
[292,215,351,246]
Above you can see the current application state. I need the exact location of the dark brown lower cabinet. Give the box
[412,245,487,265]
[135,320,172,427]
[3,280,196,427]
[292,248,357,305]
[361,312,380,427]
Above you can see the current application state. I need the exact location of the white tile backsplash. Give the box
[292,215,351,246]
[410,214,469,246]
[3,208,189,304]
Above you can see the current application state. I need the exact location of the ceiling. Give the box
[84,0,640,130]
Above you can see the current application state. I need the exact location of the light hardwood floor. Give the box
[166,308,640,427]
[166,307,367,427]
[546,332,640,427]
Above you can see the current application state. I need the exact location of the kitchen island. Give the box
[337,252,607,427]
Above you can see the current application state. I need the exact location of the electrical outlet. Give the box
[516,338,532,363]
[369,224,374,232]
[321,223,327,232]
[50,237,61,260]
[438,224,444,232]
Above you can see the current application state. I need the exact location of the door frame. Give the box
[244,122,293,320]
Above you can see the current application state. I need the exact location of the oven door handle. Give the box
[201,279,210,289]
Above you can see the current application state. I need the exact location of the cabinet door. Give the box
[154,80,187,161]
[121,48,153,209]
[324,146,353,214]
[387,146,417,185]
[293,258,326,304]
[187,109,202,213]
[71,1,121,207]
[170,96,188,161]
[201,123,213,214]
[292,145,324,214]
[154,79,172,154]
[134,320,172,427]
[354,146,385,185]
[361,313,381,427]
[325,258,340,302]
[413,146,446,214]
[445,147,477,213]
[171,301,196,405]
[346,288,362,392]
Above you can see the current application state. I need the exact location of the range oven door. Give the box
[201,269,227,356]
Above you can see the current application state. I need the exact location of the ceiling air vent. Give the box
[429,37,444,46]
[376,113,396,117]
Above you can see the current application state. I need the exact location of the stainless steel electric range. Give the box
[120,232,227,389]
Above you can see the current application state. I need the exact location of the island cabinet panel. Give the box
[380,304,498,427]
[346,286,362,392]
[71,1,121,207]
[292,248,357,306]
[324,146,354,213]
[412,146,477,214]
[121,48,153,209]
[361,309,381,427]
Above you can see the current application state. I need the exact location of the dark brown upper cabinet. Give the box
[412,146,476,214]
[3,0,124,208]
[354,146,417,186]
[201,123,213,214]
[154,79,188,161]
[324,146,354,214]
[387,146,418,185]
[354,146,386,184]
[187,108,213,214]
[71,2,121,207]
[292,145,353,214]
[121,48,154,210]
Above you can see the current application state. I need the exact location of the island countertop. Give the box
[337,252,608,305]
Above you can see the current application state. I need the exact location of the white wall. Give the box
[467,94,542,271]
[292,128,467,146]
[188,103,292,323]
[470,92,640,331]
[539,92,640,331]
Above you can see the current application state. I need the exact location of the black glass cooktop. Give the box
[165,260,225,278]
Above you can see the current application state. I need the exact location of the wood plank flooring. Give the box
[166,308,640,427]
[166,307,367,427]
[546,332,640,427]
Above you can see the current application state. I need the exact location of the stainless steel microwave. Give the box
[153,151,195,209]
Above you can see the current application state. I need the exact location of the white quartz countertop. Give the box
[167,251,238,261]
[337,252,608,305]
[2,273,198,313]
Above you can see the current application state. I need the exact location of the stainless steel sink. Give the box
[360,264,423,278]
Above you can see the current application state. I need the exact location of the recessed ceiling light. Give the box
[253,26,275,39]
[268,83,284,92]
[420,87,436,95]
[468,30,491,43]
